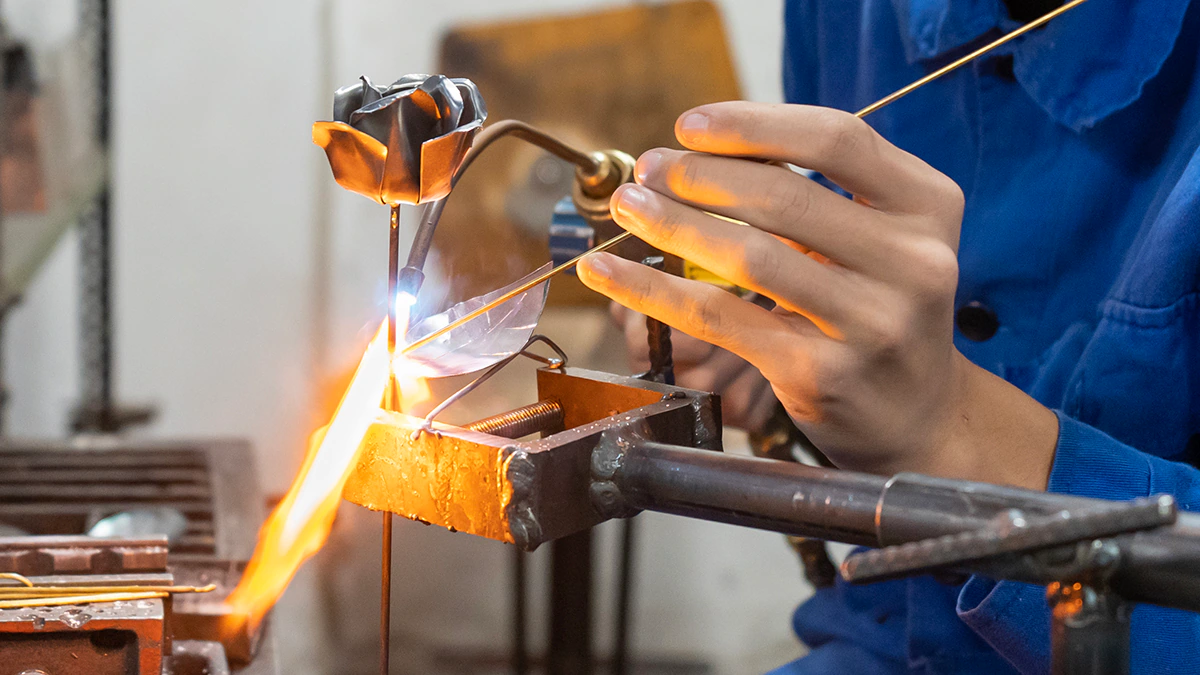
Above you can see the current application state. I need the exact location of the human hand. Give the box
[610,302,777,434]
[578,102,1057,488]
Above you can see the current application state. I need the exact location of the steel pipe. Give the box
[596,432,1200,613]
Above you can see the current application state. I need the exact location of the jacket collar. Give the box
[889,0,1192,131]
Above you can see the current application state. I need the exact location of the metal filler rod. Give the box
[398,0,1089,358]
[378,2,1090,672]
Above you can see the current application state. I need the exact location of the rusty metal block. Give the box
[0,537,170,675]
[0,596,167,674]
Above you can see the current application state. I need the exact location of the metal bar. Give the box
[843,496,1176,584]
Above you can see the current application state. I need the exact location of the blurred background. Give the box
[1,1,812,673]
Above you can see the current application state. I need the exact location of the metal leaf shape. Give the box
[403,263,551,378]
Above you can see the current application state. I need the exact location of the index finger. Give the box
[578,252,798,370]
[673,102,951,215]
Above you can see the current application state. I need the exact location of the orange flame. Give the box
[226,297,431,632]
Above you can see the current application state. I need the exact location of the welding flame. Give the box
[226,293,431,632]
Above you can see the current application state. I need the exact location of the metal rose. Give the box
[312,74,487,205]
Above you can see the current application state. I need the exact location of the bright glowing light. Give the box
[227,298,432,632]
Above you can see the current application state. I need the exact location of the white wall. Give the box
[5,2,804,673]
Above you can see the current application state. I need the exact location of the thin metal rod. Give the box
[0,583,216,597]
[380,511,393,675]
[401,232,632,355]
[385,205,402,411]
[401,0,1086,357]
[854,0,1090,117]
[387,205,401,353]
[0,591,168,609]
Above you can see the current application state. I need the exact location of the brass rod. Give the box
[399,0,1086,358]
[0,583,216,597]
[0,572,33,587]
[400,231,633,355]
[854,0,1089,117]
[0,591,168,609]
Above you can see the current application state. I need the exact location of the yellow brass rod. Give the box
[400,230,633,355]
[0,591,169,609]
[855,0,1089,117]
[401,0,1087,356]
[0,583,216,597]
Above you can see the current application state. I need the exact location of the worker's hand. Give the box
[610,302,777,433]
[578,102,1057,488]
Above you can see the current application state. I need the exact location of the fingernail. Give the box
[582,252,614,279]
[614,185,652,220]
[635,150,662,183]
[677,112,709,144]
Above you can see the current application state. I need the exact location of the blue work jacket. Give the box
[770,0,1200,673]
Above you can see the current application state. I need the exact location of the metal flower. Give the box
[312,74,487,205]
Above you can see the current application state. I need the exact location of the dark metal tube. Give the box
[615,440,886,547]
[606,437,1200,613]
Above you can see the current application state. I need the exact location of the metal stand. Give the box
[546,258,676,675]
[72,0,153,433]
[547,530,593,675]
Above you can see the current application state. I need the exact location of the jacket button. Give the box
[956,301,999,342]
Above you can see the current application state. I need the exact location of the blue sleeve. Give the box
[957,411,1200,674]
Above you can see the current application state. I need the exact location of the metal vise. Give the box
[343,366,720,550]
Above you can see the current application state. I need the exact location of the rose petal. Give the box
[387,74,427,97]
[452,78,488,126]
[312,122,389,202]
[415,74,464,138]
[332,82,366,124]
[418,125,480,202]
[358,75,391,109]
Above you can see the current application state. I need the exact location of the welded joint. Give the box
[503,448,544,550]
[590,421,649,520]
